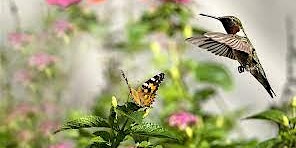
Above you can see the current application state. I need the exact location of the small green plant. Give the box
[246,96,296,147]
[54,96,181,148]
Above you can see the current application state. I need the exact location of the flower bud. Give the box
[185,127,193,138]
[170,66,180,80]
[183,24,192,38]
[216,116,224,128]
[292,96,296,108]
[111,96,118,108]
[150,41,161,57]
[282,115,289,127]
[143,108,150,118]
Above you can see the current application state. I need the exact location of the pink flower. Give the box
[87,0,106,4]
[46,0,82,8]
[162,0,190,4]
[8,32,32,48]
[28,53,57,70]
[53,20,73,36]
[168,111,197,130]
[49,141,74,148]
[13,69,32,84]
[174,0,190,3]
[39,120,59,136]
[17,130,33,142]
[6,103,38,123]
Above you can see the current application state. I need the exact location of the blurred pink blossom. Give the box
[87,0,106,4]
[18,130,33,142]
[168,111,197,130]
[39,120,59,136]
[6,103,38,123]
[162,0,190,4]
[46,0,82,8]
[29,53,58,70]
[41,101,61,118]
[53,20,73,36]
[13,69,32,84]
[174,0,190,3]
[8,32,32,48]
[14,103,38,115]
[49,141,74,148]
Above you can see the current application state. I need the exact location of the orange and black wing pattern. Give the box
[121,71,165,107]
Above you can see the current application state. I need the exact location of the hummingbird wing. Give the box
[185,32,252,60]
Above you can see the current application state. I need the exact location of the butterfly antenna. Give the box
[120,70,132,97]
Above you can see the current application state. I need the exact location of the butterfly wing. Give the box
[135,73,165,107]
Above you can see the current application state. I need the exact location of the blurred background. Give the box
[1,0,296,147]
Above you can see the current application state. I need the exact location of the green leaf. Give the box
[256,138,280,148]
[193,62,233,90]
[87,142,110,148]
[93,131,111,142]
[90,136,106,143]
[127,23,149,44]
[193,87,216,101]
[131,134,149,143]
[289,117,296,124]
[54,116,110,133]
[117,110,145,124]
[245,109,288,126]
[211,139,258,148]
[130,122,181,141]
[117,103,144,124]
[117,102,141,113]
[109,106,118,128]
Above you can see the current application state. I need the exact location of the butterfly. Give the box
[121,70,165,107]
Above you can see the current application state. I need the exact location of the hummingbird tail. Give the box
[265,85,276,98]
[250,69,276,98]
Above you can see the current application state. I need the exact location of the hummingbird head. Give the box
[200,14,243,34]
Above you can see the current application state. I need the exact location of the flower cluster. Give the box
[46,0,81,8]
[13,69,32,84]
[87,0,106,4]
[162,0,191,4]
[53,20,73,36]
[29,53,58,70]
[49,141,74,148]
[8,32,32,48]
[168,111,197,130]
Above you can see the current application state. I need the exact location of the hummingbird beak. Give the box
[199,13,220,20]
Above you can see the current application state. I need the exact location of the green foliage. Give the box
[245,101,296,147]
[130,122,181,141]
[55,98,180,147]
[118,2,206,51]
[256,138,281,148]
[54,116,110,133]
[245,109,287,126]
[193,87,216,102]
[191,62,233,90]
[67,6,98,32]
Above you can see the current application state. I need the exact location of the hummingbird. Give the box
[185,14,276,98]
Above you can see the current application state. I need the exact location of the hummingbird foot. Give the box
[245,65,251,71]
[238,66,245,73]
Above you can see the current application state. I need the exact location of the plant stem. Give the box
[111,131,126,148]
[121,118,129,131]
[111,118,129,148]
